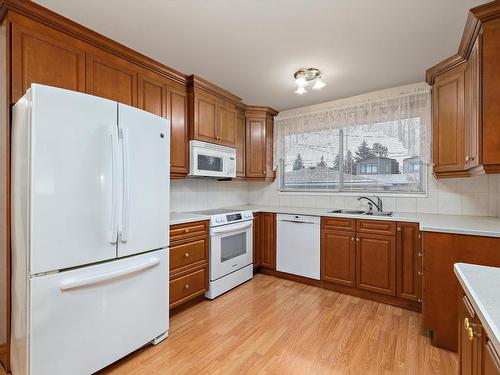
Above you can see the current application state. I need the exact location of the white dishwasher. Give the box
[276,214,321,280]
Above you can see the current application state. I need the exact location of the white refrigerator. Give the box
[10,84,170,375]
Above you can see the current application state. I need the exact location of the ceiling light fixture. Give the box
[293,68,326,95]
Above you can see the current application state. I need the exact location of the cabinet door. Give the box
[235,111,246,177]
[397,222,421,301]
[432,64,466,173]
[465,36,481,170]
[246,117,266,178]
[355,233,396,296]
[217,103,236,147]
[253,214,261,267]
[483,340,500,375]
[138,73,166,117]
[86,52,138,106]
[194,93,217,141]
[265,115,276,180]
[168,86,189,177]
[460,293,481,375]
[321,229,355,287]
[260,213,276,269]
[11,20,85,103]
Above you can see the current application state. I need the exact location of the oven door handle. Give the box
[211,221,253,236]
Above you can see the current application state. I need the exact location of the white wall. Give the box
[248,168,500,217]
[170,178,250,212]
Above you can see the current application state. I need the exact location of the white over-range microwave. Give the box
[189,140,236,178]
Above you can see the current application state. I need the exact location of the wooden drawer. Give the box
[170,220,208,243]
[356,219,396,236]
[170,237,208,272]
[170,268,207,308]
[322,217,355,231]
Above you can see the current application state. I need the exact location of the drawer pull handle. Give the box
[184,229,189,234]
[184,252,190,258]
[184,283,190,290]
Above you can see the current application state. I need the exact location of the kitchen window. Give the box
[274,84,431,194]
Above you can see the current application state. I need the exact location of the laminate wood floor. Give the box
[0,274,458,375]
[99,274,457,375]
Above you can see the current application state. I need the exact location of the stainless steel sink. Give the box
[363,211,394,217]
[328,209,394,217]
[328,209,366,215]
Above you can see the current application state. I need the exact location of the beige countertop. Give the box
[170,205,500,238]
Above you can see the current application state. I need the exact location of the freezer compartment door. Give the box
[117,104,170,257]
[28,84,118,274]
[29,249,169,375]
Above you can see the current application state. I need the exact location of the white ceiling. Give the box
[35,0,486,111]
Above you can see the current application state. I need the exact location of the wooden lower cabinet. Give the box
[356,233,396,296]
[258,213,276,269]
[458,289,500,375]
[320,218,421,310]
[321,229,355,287]
[397,222,422,302]
[252,213,261,268]
[423,232,500,351]
[169,221,209,309]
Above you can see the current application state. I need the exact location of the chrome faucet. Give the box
[357,196,383,212]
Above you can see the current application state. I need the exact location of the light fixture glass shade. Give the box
[294,87,307,95]
[295,76,307,87]
[312,78,326,90]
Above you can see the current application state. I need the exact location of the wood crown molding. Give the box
[245,105,279,118]
[187,75,243,106]
[0,0,188,85]
[426,0,500,84]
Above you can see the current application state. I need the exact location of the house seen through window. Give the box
[279,118,425,193]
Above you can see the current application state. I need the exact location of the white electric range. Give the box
[194,208,254,299]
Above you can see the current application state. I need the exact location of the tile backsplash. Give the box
[171,170,500,217]
[170,178,250,212]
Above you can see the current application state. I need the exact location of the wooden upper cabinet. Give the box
[138,73,166,117]
[217,103,236,146]
[11,16,86,103]
[464,36,481,171]
[396,222,421,302]
[235,110,246,177]
[194,92,218,141]
[86,51,138,106]
[355,233,396,296]
[168,86,189,177]
[432,63,466,175]
[321,229,356,287]
[137,72,189,177]
[245,117,266,178]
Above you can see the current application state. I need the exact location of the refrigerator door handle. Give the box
[59,257,160,291]
[110,128,119,244]
[120,127,130,243]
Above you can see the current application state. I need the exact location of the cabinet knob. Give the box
[216,136,220,140]
[465,156,470,163]
[417,298,422,304]
[356,238,360,242]
[418,252,423,257]
[184,283,190,290]
[397,227,401,232]
[417,271,423,276]
[467,327,474,341]
[470,156,475,161]
[184,229,189,234]
[351,237,355,241]
[184,252,190,258]
[464,317,470,330]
